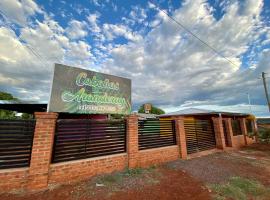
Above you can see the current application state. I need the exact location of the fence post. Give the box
[126,114,139,168]
[175,117,187,159]
[212,116,226,149]
[27,112,58,191]
[252,119,259,142]
[239,118,248,145]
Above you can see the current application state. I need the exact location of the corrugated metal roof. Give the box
[0,100,47,113]
[160,108,249,117]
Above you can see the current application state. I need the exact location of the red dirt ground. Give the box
[0,167,211,200]
[1,143,270,200]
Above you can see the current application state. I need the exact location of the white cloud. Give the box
[101,0,269,113]
[67,41,93,60]
[0,0,269,117]
[87,13,101,33]
[129,6,147,24]
[103,23,142,42]
[0,16,95,101]
[66,19,88,39]
[0,0,43,26]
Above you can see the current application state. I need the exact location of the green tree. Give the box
[21,113,34,119]
[0,91,17,100]
[0,91,17,119]
[138,104,165,115]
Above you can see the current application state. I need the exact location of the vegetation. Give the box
[138,104,165,115]
[0,91,18,100]
[0,91,18,119]
[97,166,157,186]
[210,177,270,200]
[0,91,33,119]
[110,114,124,119]
[258,127,270,143]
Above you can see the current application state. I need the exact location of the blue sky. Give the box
[0,0,270,116]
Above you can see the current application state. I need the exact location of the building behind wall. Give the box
[159,108,257,155]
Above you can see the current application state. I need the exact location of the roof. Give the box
[160,108,250,117]
[136,113,158,119]
[0,100,47,113]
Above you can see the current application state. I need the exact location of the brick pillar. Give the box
[223,118,233,147]
[212,116,226,149]
[174,117,187,159]
[27,112,58,190]
[239,118,248,145]
[252,119,258,142]
[126,114,139,168]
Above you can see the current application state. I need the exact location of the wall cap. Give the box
[50,153,127,167]
[138,145,178,153]
[34,112,59,119]
[0,167,29,174]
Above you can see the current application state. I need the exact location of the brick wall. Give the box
[0,168,29,191]
[0,112,183,192]
[49,153,127,184]
[231,118,255,148]
[138,145,179,167]
[231,135,246,148]
[0,112,257,193]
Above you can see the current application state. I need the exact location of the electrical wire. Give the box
[0,10,61,66]
[149,0,239,68]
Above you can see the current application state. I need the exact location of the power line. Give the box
[0,10,61,66]
[149,0,239,68]
[262,72,270,112]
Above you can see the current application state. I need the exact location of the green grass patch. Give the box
[210,177,270,200]
[96,165,157,186]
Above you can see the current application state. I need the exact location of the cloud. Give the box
[66,19,88,39]
[0,0,43,26]
[103,23,142,42]
[87,13,101,33]
[101,0,269,113]
[0,0,269,117]
[0,15,95,102]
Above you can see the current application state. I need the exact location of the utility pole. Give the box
[262,72,270,112]
[247,93,252,112]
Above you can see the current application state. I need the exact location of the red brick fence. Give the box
[0,112,256,192]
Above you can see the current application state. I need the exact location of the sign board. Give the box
[48,64,131,114]
[144,103,152,114]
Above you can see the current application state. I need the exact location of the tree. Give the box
[0,91,33,119]
[0,91,17,100]
[138,104,165,115]
[0,91,17,119]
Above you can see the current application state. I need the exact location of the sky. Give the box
[0,0,270,116]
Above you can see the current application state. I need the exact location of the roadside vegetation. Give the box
[210,177,270,200]
[258,126,270,143]
[70,166,160,199]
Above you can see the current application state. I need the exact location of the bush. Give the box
[258,127,270,143]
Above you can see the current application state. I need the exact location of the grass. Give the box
[210,177,270,200]
[96,165,157,186]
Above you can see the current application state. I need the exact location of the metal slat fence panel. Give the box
[138,119,176,150]
[0,119,35,169]
[232,119,242,136]
[184,119,216,154]
[52,119,126,163]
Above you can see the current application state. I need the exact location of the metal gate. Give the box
[184,119,216,154]
[52,119,126,163]
[222,120,229,146]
